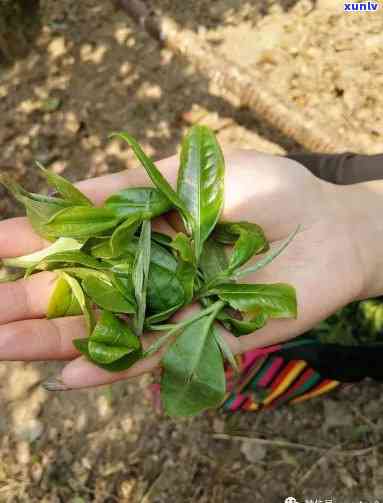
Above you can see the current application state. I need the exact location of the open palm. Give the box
[0,150,364,389]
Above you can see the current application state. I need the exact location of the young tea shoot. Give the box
[1,125,298,417]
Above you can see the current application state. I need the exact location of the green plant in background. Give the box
[311,298,383,346]
[0,125,298,417]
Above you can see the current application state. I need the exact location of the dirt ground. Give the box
[1,1,383,501]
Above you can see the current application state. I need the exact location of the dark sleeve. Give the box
[286,152,383,185]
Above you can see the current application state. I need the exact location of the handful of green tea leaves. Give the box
[0,125,298,417]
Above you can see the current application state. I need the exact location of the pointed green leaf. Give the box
[216,309,268,336]
[132,220,151,335]
[44,206,121,239]
[73,337,142,372]
[171,233,194,263]
[214,283,297,319]
[0,175,72,239]
[34,250,105,272]
[85,310,141,364]
[110,216,140,257]
[88,341,133,364]
[161,310,226,417]
[110,132,188,215]
[233,226,300,279]
[37,162,92,206]
[147,262,185,314]
[177,125,225,260]
[213,328,239,373]
[105,187,172,219]
[82,274,136,313]
[61,272,95,334]
[2,237,82,269]
[47,274,82,319]
[214,221,269,272]
[199,238,228,281]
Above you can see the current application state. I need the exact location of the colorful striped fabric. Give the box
[222,348,340,412]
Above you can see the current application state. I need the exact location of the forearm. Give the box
[331,179,383,300]
[288,152,383,184]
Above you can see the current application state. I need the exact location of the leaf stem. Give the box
[143,300,225,357]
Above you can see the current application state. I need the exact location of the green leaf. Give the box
[73,337,142,372]
[44,206,121,239]
[82,274,136,314]
[0,175,72,240]
[132,220,151,335]
[105,187,172,219]
[110,132,188,215]
[111,273,135,303]
[36,162,92,206]
[88,341,133,364]
[90,238,115,259]
[47,274,82,319]
[161,312,226,417]
[87,310,140,364]
[110,216,140,257]
[171,233,194,263]
[143,331,173,358]
[61,272,95,334]
[148,240,178,272]
[214,221,269,272]
[170,233,196,305]
[122,237,178,272]
[177,125,225,260]
[213,283,298,319]
[213,328,239,373]
[175,261,195,306]
[216,309,268,336]
[233,226,300,279]
[145,303,183,326]
[199,238,228,281]
[108,259,134,277]
[34,250,105,272]
[147,262,185,314]
[2,237,82,269]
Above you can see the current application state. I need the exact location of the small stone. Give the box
[240,441,267,463]
[120,479,135,499]
[64,112,81,134]
[16,441,31,465]
[31,462,43,483]
[213,418,225,434]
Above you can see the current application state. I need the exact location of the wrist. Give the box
[330,180,383,300]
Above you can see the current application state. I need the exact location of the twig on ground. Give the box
[212,433,381,457]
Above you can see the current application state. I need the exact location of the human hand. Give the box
[0,150,378,390]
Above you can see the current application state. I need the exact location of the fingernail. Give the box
[42,376,69,391]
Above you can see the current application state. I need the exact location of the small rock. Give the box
[213,418,225,434]
[31,462,43,483]
[120,479,135,499]
[240,441,267,463]
[16,441,31,465]
[18,419,44,443]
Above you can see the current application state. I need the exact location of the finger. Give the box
[0,271,57,324]
[49,306,242,390]
[0,315,87,360]
[0,155,178,258]
[54,328,241,391]
[0,217,47,258]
